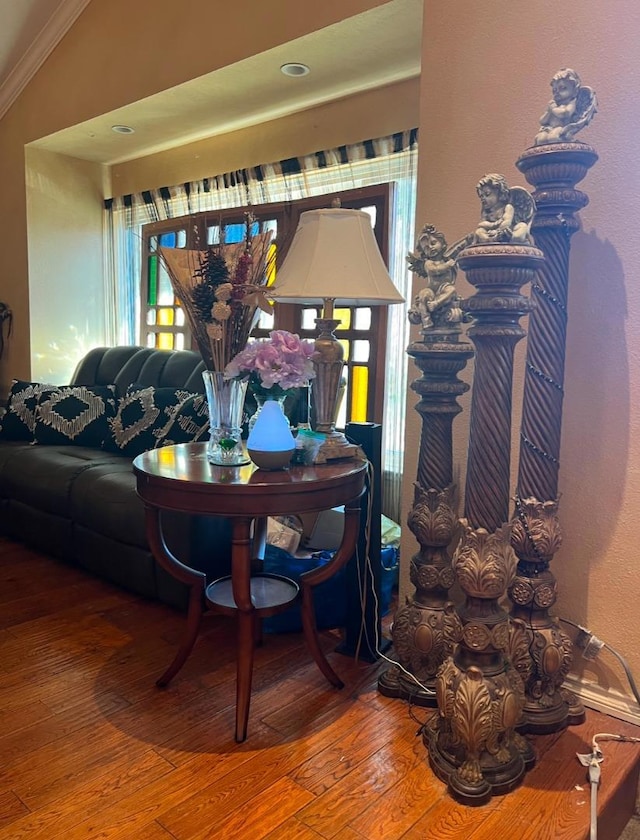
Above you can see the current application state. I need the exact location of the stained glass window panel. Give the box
[354,308,372,330]
[159,232,177,248]
[148,256,158,306]
[302,308,319,330]
[353,340,370,362]
[335,309,351,330]
[351,366,369,422]
[157,262,174,305]
[158,308,174,326]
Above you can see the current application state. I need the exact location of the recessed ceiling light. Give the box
[111,124,135,134]
[280,63,310,78]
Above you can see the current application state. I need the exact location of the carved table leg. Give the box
[299,492,363,688]
[144,505,206,688]
[231,517,255,743]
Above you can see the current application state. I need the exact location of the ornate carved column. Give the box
[509,140,598,733]
[378,323,473,705]
[425,239,542,804]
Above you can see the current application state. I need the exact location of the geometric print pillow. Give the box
[155,393,210,448]
[34,384,117,447]
[0,380,51,441]
[103,385,194,458]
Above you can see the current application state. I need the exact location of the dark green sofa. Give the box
[0,346,231,609]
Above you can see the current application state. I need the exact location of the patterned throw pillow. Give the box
[34,385,117,447]
[0,380,51,441]
[104,385,194,458]
[156,393,210,447]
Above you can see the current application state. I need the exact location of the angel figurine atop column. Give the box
[534,68,597,146]
[407,224,470,330]
[472,174,536,245]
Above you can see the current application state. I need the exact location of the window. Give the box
[140,185,392,427]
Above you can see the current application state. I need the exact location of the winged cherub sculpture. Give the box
[534,68,597,146]
[407,224,471,330]
[472,174,536,245]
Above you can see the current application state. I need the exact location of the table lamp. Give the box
[272,207,404,462]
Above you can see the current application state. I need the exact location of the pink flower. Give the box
[224,330,317,390]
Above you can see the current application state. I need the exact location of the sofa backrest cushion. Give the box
[70,347,206,398]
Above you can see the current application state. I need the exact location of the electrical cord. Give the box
[577,733,640,840]
[352,458,436,699]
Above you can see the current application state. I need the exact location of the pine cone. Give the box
[191,283,215,320]
[194,248,229,286]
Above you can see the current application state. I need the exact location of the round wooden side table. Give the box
[133,442,367,742]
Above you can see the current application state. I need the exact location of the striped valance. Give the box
[104,129,418,222]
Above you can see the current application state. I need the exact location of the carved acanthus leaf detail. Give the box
[511,496,563,561]
[453,520,518,598]
[451,666,493,755]
[407,484,458,547]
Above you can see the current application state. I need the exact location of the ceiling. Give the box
[1,0,422,166]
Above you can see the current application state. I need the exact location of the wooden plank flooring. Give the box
[1,538,639,839]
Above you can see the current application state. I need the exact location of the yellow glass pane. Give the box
[266,243,277,286]
[158,308,175,326]
[335,308,351,330]
[339,339,349,361]
[158,332,174,350]
[350,366,369,422]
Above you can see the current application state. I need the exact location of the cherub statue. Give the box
[534,68,597,146]
[472,174,536,245]
[407,224,470,330]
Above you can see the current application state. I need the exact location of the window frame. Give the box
[140,183,391,424]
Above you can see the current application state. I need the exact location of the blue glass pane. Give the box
[224,224,245,244]
[159,232,177,247]
[224,222,260,243]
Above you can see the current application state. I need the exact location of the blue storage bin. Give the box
[262,544,399,633]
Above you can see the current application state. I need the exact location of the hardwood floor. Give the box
[1,537,640,839]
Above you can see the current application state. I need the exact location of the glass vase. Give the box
[202,371,250,466]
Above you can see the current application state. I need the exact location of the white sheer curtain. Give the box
[104,131,417,521]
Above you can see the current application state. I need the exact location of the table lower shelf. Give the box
[205,573,299,618]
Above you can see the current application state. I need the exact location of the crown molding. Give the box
[0,0,93,122]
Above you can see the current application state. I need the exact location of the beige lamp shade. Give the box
[272,208,404,306]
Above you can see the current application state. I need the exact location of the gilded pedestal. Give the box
[426,243,542,804]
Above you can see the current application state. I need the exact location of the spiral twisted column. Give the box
[426,244,542,805]
[509,142,598,734]
[461,245,541,531]
[378,326,473,705]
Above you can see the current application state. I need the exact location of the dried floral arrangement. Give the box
[159,214,275,371]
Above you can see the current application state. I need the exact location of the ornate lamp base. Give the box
[311,430,360,464]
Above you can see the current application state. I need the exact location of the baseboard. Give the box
[564,675,640,727]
